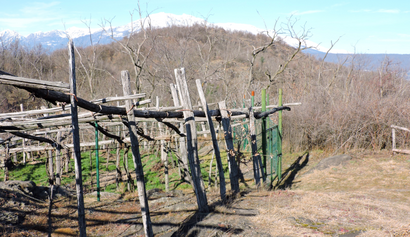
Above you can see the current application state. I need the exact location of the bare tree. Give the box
[103,2,155,94]
[264,16,312,90]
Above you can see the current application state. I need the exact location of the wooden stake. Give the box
[196,79,226,201]
[249,107,261,186]
[174,68,209,212]
[55,131,61,185]
[20,104,26,164]
[170,83,191,184]
[68,39,87,237]
[218,100,240,193]
[157,96,169,192]
[121,70,153,236]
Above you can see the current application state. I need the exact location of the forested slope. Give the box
[1,23,409,152]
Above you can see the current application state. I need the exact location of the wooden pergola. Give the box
[0,40,293,237]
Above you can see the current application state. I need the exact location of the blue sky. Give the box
[0,0,409,54]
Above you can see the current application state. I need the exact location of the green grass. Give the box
[1,147,232,194]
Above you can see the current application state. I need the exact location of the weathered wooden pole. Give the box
[48,149,54,183]
[121,70,153,236]
[157,96,169,192]
[174,68,209,213]
[116,100,122,190]
[261,89,267,181]
[169,83,191,184]
[392,127,396,154]
[277,88,283,180]
[68,39,87,237]
[94,122,100,201]
[196,79,226,202]
[3,144,10,181]
[218,100,240,193]
[65,149,70,173]
[249,106,261,186]
[55,131,61,185]
[20,104,26,164]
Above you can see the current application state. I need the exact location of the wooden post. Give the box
[55,131,62,185]
[277,88,283,180]
[218,100,240,193]
[174,68,209,213]
[261,89,267,180]
[116,101,122,189]
[12,141,17,163]
[196,79,226,201]
[121,70,153,236]
[94,122,100,201]
[4,144,10,181]
[143,122,148,151]
[198,101,208,138]
[392,127,396,154]
[249,107,261,186]
[48,148,54,184]
[123,149,131,191]
[65,149,70,173]
[20,104,26,164]
[157,96,169,192]
[68,39,87,237]
[170,83,191,184]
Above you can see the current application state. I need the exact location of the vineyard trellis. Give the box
[0,39,296,236]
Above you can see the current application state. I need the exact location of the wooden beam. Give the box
[91,94,146,104]
[0,74,70,92]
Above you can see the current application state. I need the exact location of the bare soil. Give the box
[1,150,410,237]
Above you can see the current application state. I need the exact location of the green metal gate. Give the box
[267,125,281,183]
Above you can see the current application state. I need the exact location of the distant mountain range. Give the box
[1,12,409,72]
[305,48,410,72]
[0,12,276,52]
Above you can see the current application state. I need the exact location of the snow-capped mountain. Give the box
[0,13,204,51]
[0,12,328,53]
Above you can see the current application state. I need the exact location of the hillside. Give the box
[1,22,410,152]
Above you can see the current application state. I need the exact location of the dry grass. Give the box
[242,150,410,236]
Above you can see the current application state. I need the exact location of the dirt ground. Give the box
[1,150,410,237]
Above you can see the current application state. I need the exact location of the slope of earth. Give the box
[1,150,409,237]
